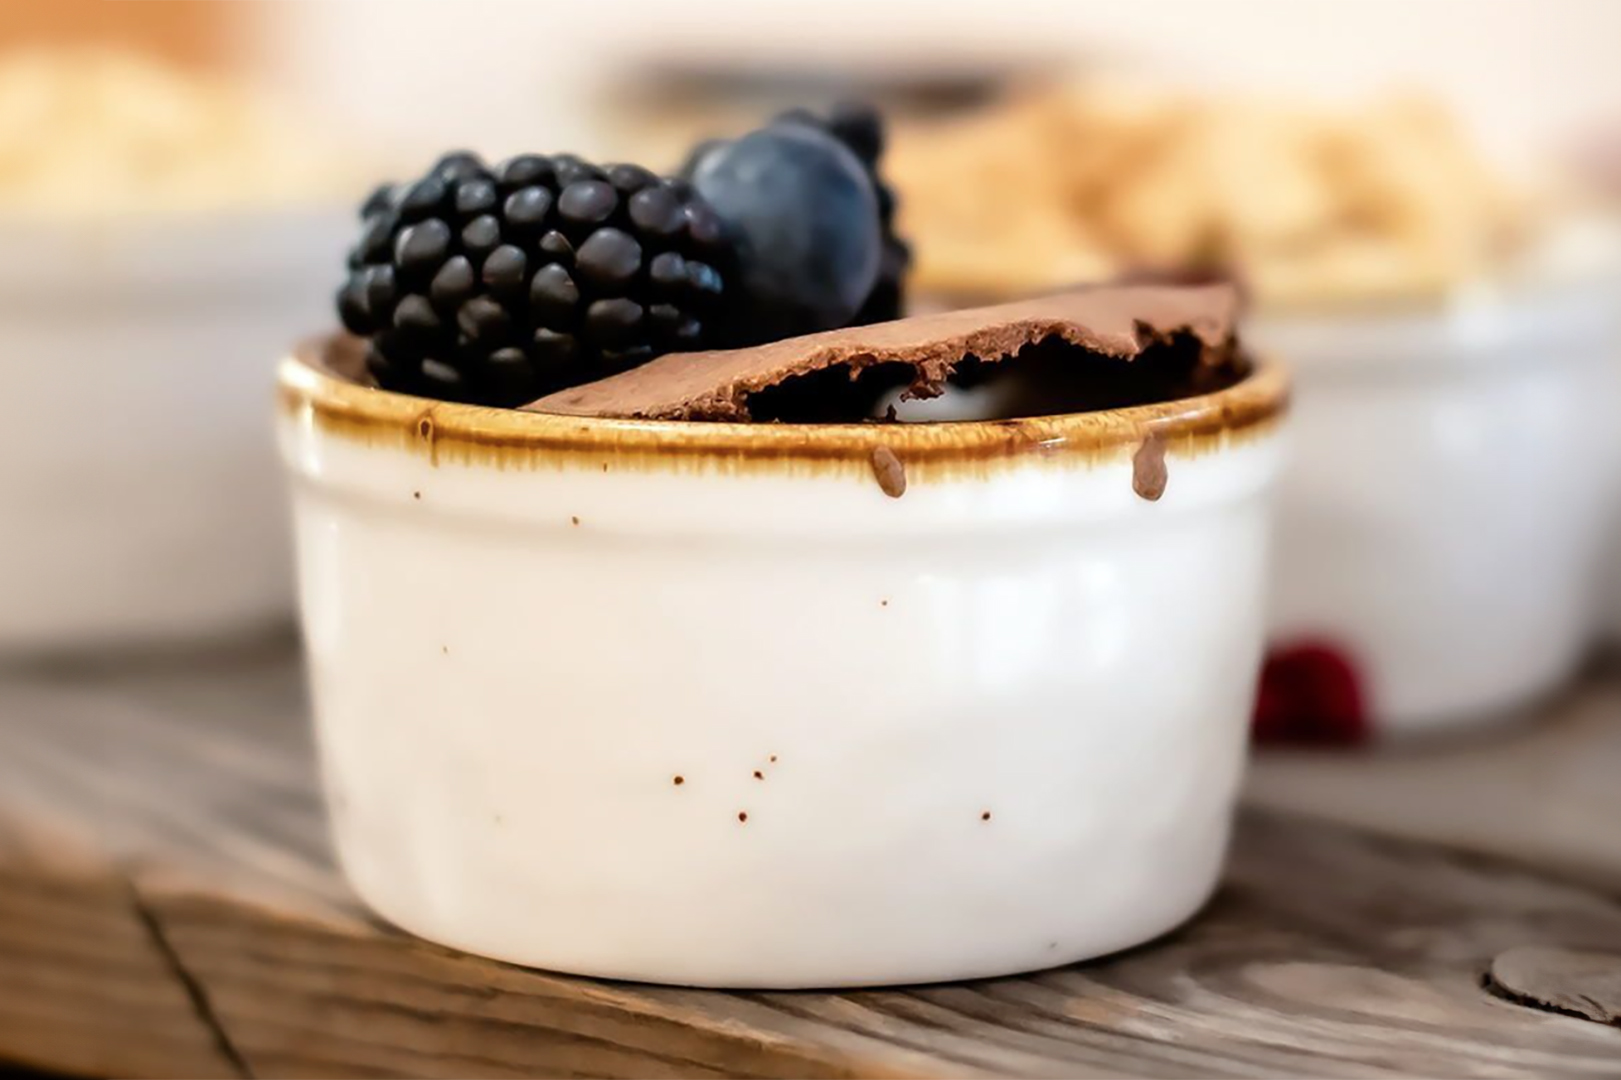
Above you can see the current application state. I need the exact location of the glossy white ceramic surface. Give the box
[278,353,1287,988]
[0,211,346,651]
[1251,275,1620,735]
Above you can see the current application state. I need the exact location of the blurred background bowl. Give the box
[0,207,348,652]
[1249,238,1621,732]
[878,68,1621,735]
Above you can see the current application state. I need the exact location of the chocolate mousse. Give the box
[526,283,1245,422]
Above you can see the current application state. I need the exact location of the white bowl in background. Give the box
[1249,265,1621,736]
[277,338,1288,988]
[0,209,350,651]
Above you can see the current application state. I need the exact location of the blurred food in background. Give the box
[0,45,352,217]
[0,0,228,70]
[888,82,1577,307]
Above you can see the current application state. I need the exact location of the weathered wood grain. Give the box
[1488,946,1621,1025]
[3,646,1621,1078]
[0,850,239,1078]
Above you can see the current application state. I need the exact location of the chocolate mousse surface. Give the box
[525,284,1243,422]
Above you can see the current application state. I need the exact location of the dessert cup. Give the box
[278,334,1288,988]
[0,209,348,651]
[1248,268,1621,735]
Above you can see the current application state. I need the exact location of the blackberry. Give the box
[336,149,734,407]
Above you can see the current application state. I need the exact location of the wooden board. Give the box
[2,644,1620,1079]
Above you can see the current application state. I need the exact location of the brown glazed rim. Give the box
[279,334,1289,477]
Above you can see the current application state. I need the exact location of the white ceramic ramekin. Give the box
[1249,271,1621,736]
[278,338,1288,989]
[0,209,347,651]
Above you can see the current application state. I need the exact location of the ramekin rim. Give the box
[279,333,1289,464]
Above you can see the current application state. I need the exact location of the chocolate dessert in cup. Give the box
[279,113,1288,987]
[0,49,354,650]
[891,87,1621,738]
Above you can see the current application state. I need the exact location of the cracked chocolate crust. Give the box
[524,284,1243,421]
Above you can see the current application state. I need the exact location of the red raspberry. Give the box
[1253,641,1369,746]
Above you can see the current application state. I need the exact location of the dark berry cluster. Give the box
[337,151,731,406]
[336,104,910,408]
[772,103,911,326]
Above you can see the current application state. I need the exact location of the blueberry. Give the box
[690,125,880,339]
